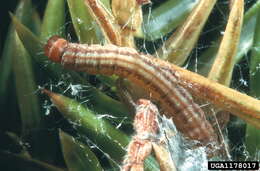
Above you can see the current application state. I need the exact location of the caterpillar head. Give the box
[44,35,68,63]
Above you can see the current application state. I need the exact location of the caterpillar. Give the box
[44,35,218,145]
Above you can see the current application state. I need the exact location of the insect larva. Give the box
[134,99,159,138]
[122,99,159,171]
[44,36,217,145]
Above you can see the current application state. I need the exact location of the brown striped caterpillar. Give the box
[44,35,218,145]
